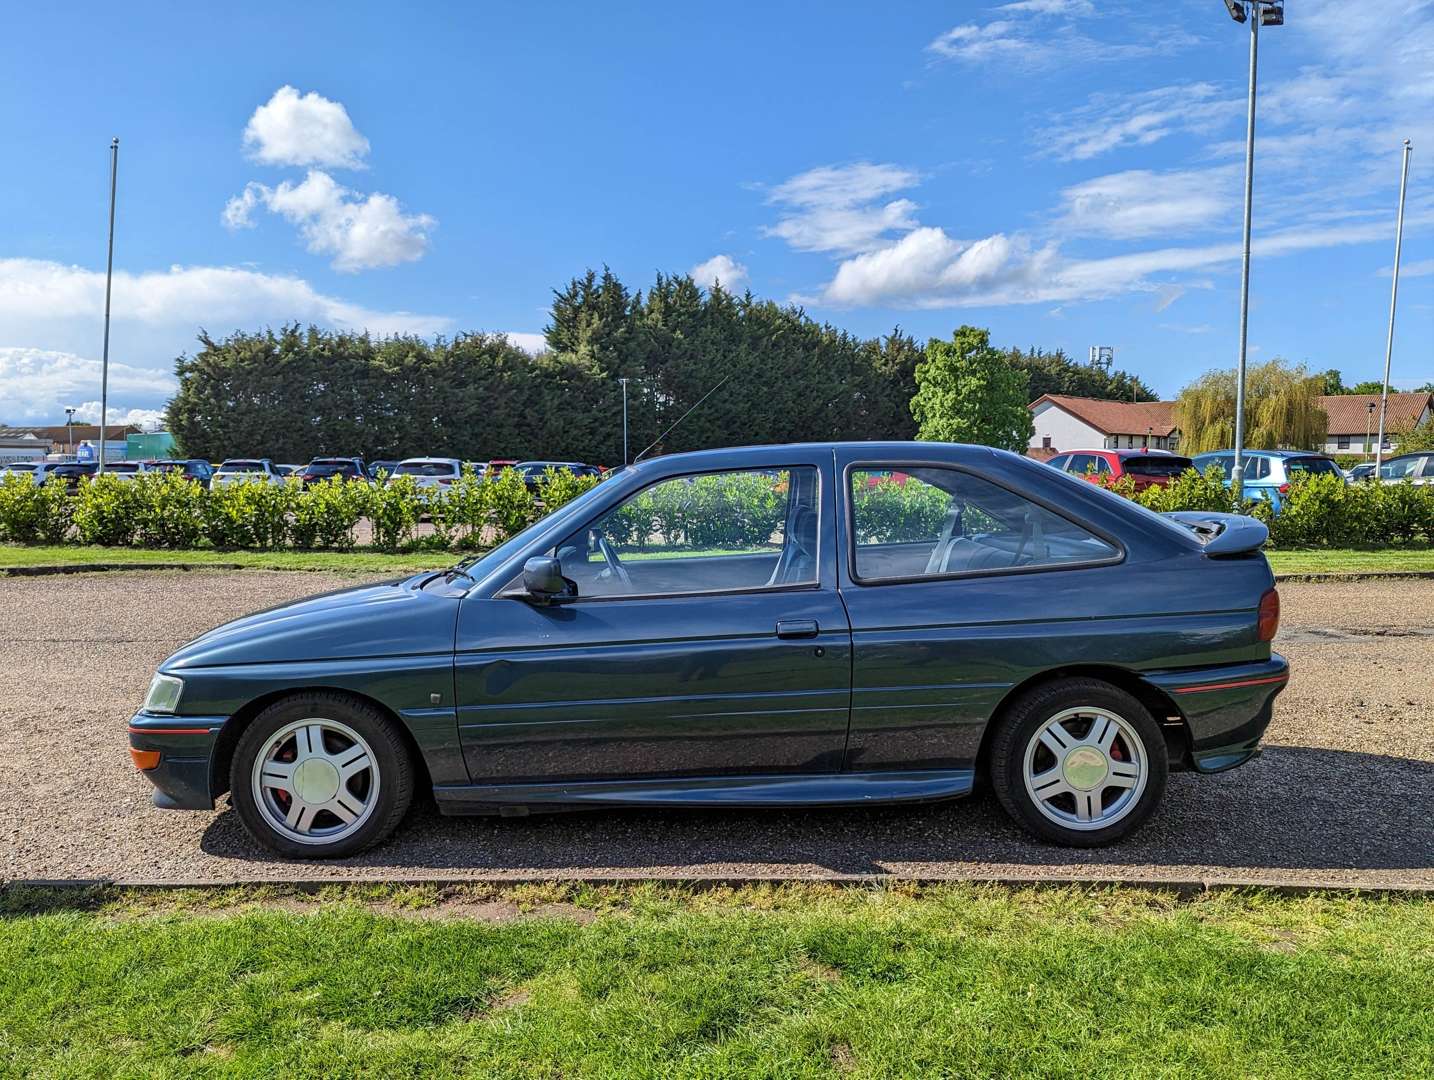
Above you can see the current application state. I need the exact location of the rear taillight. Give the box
[1257,588,1280,641]
[1277,483,1289,494]
[438,477,454,484]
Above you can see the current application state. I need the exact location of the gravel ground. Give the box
[2,570,1431,887]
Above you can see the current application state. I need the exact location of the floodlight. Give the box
[1259,1,1284,26]
[1223,0,1246,22]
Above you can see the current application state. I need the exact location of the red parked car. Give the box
[1045,449,1194,490]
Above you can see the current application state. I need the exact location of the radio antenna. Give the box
[633,372,733,463]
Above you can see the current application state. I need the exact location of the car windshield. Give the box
[1379,457,1422,479]
[517,463,563,477]
[306,461,357,474]
[1122,456,1192,478]
[1286,457,1340,477]
[4,463,38,472]
[394,462,458,476]
[220,461,265,472]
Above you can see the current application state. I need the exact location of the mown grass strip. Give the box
[2,883,1430,1077]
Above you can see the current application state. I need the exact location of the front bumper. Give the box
[128,711,227,810]
[1145,653,1290,773]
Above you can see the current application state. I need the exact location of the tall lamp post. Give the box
[1375,139,1413,473]
[1222,0,1283,491]
[1365,400,1376,457]
[97,136,119,475]
[64,406,77,456]
[618,377,630,465]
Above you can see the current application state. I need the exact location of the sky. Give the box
[2,0,1432,427]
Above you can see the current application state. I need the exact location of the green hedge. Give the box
[2,464,1429,554]
[0,467,601,554]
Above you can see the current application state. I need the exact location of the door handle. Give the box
[776,619,820,639]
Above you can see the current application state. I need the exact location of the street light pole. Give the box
[1231,4,1260,490]
[98,136,119,475]
[1365,400,1375,457]
[1375,139,1413,473]
[65,406,76,455]
[618,377,630,465]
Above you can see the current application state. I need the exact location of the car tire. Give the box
[989,678,1167,848]
[230,692,414,859]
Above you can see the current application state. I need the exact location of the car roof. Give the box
[1194,449,1332,459]
[397,457,462,464]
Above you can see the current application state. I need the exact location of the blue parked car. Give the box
[1191,449,1345,512]
[130,442,1287,857]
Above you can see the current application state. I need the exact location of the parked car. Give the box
[130,441,1287,857]
[1,461,64,483]
[1376,453,1433,485]
[1044,450,1194,491]
[147,459,215,487]
[514,460,601,491]
[212,459,284,487]
[275,464,303,478]
[101,461,161,481]
[50,462,98,491]
[368,460,400,481]
[1191,449,1345,512]
[297,457,370,487]
[1346,462,1377,482]
[387,457,465,490]
[487,458,520,474]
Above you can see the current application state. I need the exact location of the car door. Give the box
[453,452,852,783]
[834,449,1125,775]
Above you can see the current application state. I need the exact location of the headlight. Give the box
[143,673,184,714]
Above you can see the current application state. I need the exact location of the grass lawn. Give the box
[2,883,1431,1077]
[1265,545,1434,574]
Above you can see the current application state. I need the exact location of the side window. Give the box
[1046,455,1070,471]
[1095,456,1113,474]
[555,467,819,599]
[1067,453,1092,475]
[848,467,1119,581]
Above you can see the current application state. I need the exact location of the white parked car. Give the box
[1378,453,1433,485]
[100,461,160,481]
[386,457,466,491]
[212,458,285,487]
[1,461,63,482]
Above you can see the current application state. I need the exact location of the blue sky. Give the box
[2,0,1432,426]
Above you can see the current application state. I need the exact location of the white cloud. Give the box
[764,163,921,255]
[926,12,1195,69]
[822,228,1059,307]
[1056,167,1238,239]
[1039,83,1237,161]
[0,258,454,423]
[502,332,548,354]
[242,86,370,170]
[1381,257,1434,279]
[222,170,436,271]
[1000,0,1094,13]
[689,254,749,291]
[69,401,167,430]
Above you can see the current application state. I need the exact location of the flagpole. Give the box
[1375,139,1412,473]
[98,136,119,474]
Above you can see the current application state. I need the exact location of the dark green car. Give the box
[130,443,1287,857]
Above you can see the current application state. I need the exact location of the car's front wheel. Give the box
[989,678,1168,847]
[230,692,414,858]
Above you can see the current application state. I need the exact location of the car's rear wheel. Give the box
[989,678,1167,847]
[230,692,414,858]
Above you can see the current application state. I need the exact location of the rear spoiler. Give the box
[1163,511,1268,557]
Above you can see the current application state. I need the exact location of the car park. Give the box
[387,457,465,490]
[1191,449,1345,512]
[212,459,284,487]
[1044,450,1194,491]
[297,457,369,487]
[130,441,1287,858]
[1376,452,1433,485]
[147,459,215,487]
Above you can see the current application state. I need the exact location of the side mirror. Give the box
[522,556,571,603]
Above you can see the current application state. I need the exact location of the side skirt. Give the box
[433,769,976,817]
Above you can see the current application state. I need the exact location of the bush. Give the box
[205,479,292,549]
[536,467,600,514]
[366,475,422,551]
[131,473,207,548]
[487,468,536,543]
[290,477,365,550]
[428,466,489,550]
[0,474,72,543]
[72,475,139,546]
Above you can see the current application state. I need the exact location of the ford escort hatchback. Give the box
[130,443,1288,857]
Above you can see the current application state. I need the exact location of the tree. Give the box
[1349,380,1386,395]
[1320,368,1345,395]
[1005,346,1157,403]
[1173,359,1328,455]
[910,326,1034,450]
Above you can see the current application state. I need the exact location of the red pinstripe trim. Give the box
[1174,674,1288,695]
[128,725,216,735]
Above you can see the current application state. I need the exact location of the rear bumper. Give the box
[1144,654,1289,773]
[128,711,226,810]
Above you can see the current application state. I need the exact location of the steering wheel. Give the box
[594,532,632,590]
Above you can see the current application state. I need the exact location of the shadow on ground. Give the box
[198,746,1434,877]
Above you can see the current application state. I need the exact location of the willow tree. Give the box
[1174,360,1327,455]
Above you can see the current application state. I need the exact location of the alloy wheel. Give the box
[250,718,380,846]
[1021,706,1148,831]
